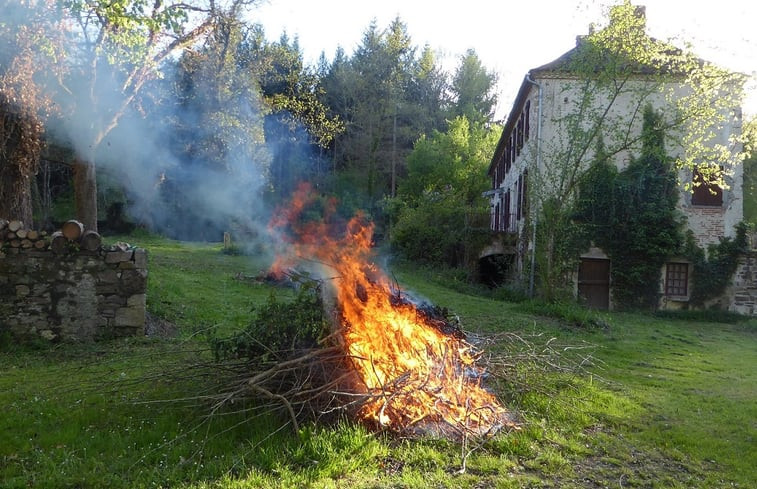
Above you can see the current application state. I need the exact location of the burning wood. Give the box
[263,184,517,440]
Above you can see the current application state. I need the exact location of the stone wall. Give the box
[728,252,757,316]
[684,207,728,249]
[0,237,147,343]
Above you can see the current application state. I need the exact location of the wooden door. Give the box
[578,258,610,310]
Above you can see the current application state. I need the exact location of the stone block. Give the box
[133,249,147,269]
[105,250,133,264]
[120,269,147,295]
[115,306,145,328]
[127,294,146,308]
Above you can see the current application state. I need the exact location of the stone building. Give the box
[484,4,745,310]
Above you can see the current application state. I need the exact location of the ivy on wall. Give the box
[572,105,746,310]
[684,224,749,306]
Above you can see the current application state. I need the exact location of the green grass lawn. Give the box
[1,233,755,488]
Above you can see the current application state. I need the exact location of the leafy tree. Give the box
[55,0,257,231]
[742,117,757,225]
[449,48,498,125]
[392,116,500,269]
[245,30,343,199]
[407,45,450,137]
[142,13,268,239]
[321,17,459,212]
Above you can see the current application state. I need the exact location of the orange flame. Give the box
[271,183,513,437]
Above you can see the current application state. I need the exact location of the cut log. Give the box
[16,228,28,239]
[34,239,47,249]
[6,231,16,240]
[21,239,33,248]
[27,229,39,240]
[50,231,68,254]
[8,220,23,232]
[80,230,102,251]
[10,239,22,248]
[61,220,84,240]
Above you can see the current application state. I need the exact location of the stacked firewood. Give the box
[0,219,49,250]
[0,219,102,252]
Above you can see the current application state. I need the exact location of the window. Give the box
[665,263,689,297]
[516,175,524,220]
[516,117,524,153]
[522,170,528,218]
[524,100,531,140]
[505,142,511,172]
[691,167,723,206]
[504,190,511,231]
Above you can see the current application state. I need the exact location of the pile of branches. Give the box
[198,276,599,440]
[205,279,354,432]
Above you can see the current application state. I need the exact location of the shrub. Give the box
[211,283,328,363]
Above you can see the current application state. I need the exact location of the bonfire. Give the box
[258,183,516,440]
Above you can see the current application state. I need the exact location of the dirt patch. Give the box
[144,312,179,338]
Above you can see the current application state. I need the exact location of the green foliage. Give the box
[211,284,328,363]
[652,308,748,324]
[742,117,757,226]
[390,117,499,270]
[684,223,749,306]
[530,2,746,303]
[449,48,498,125]
[516,299,611,329]
[571,106,747,310]
[573,106,685,309]
[391,195,483,268]
[2,233,756,488]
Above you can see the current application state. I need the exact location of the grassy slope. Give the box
[1,235,755,488]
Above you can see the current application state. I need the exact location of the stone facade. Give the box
[484,5,745,310]
[0,244,147,343]
[727,252,757,316]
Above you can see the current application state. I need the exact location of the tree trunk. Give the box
[0,110,36,225]
[72,157,98,232]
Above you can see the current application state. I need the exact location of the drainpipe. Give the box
[525,73,542,298]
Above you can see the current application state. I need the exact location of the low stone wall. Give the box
[0,226,147,342]
[728,252,757,316]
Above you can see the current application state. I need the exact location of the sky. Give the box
[251,0,757,120]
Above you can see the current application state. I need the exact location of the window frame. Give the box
[691,167,723,207]
[665,262,690,298]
